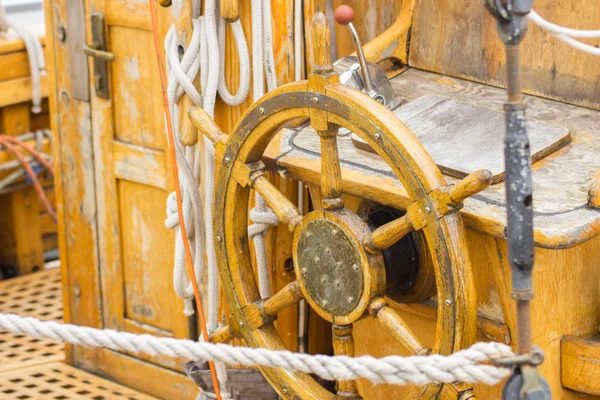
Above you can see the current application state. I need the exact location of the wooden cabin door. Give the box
[86,0,192,363]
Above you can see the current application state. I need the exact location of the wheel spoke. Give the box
[332,324,362,399]
[209,324,238,344]
[369,298,428,355]
[262,280,305,318]
[446,169,493,207]
[243,281,305,332]
[365,213,414,253]
[251,174,303,232]
[318,130,344,210]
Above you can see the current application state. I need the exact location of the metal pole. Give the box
[484,1,551,399]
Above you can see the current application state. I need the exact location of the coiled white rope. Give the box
[529,10,600,56]
[164,18,206,318]
[0,313,514,387]
[217,18,251,106]
[0,3,46,113]
[248,0,280,300]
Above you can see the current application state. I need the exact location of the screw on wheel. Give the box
[188,11,493,400]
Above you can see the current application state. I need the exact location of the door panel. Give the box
[110,26,164,150]
[89,0,190,371]
[120,180,174,331]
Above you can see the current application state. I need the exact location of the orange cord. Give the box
[0,135,56,222]
[147,1,222,399]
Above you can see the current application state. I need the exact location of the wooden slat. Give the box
[0,50,34,82]
[561,335,600,395]
[409,0,600,110]
[0,362,159,399]
[106,0,152,31]
[0,37,46,55]
[0,75,50,109]
[112,141,167,189]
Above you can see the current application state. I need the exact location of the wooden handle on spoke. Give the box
[369,298,427,355]
[332,324,362,399]
[221,0,240,22]
[159,0,172,7]
[448,169,493,206]
[366,213,413,253]
[262,280,304,317]
[209,324,238,344]
[252,174,303,231]
[311,12,331,70]
[188,107,226,145]
[319,131,344,210]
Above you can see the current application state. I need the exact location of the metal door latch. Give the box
[84,13,114,99]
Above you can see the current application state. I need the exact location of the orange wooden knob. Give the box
[334,5,355,25]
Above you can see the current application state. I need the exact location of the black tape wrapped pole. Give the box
[484,1,551,399]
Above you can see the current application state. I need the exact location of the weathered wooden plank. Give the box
[112,140,167,190]
[352,95,570,183]
[409,0,600,110]
[0,75,49,108]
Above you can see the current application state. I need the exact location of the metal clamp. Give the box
[494,346,544,368]
[486,0,534,44]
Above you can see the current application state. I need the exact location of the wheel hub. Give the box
[296,218,363,315]
[293,210,384,324]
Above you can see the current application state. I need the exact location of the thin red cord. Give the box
[0,135,56,222]
[147,1,222,399]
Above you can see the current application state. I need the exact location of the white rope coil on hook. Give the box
[529,10,600,56]
[248,0,281,300]
[217,19,251,106]
[0,313,514,387]
[164,19,206,317]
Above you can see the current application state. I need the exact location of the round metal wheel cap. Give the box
[296,218,363,315]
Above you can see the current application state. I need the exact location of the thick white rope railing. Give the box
[0,313,514,386]
[529,10,600,56]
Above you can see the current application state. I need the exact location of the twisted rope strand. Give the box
[0,313,513,386]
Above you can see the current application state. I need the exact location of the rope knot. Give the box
[247,207,279,239]
[165,191,180,229]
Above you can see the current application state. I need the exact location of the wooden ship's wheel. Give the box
[190,12,493,400]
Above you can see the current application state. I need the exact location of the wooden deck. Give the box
[0,270,160,399]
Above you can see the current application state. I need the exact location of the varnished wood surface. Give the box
[265,68,600,249]
[561,335,600,395]
[409,0,600,111]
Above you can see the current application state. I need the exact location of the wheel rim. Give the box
[213,81,477,399]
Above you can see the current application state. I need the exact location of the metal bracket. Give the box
[494,346,545,368]
[84,13,114,99]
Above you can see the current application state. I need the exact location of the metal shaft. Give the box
[346,22,376,95]
[506,44,523,103]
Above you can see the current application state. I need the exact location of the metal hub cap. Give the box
[294,216,364,317]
